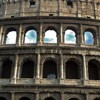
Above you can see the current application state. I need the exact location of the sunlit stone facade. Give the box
[0,0,100,19]
[0,0,100,100]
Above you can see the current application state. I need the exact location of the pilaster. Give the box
[11,54,19,84]
[17,24,22,46]
[38,23,43,45]
[98,26,100,47]
[59,24,64,45]
[0,25,3,45]
[35,53,41,84]
[11,92,15,100]
[82,55,88,85]
[80,24,84,46]
[60,53,64,84]
[36,92,39,100]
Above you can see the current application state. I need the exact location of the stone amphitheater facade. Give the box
[0,0,100,100]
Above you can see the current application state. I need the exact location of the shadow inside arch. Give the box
[44,97,56,100]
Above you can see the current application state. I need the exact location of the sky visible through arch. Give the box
[6,29,94,45]
[24,30,37,43]
[6,31,17,44]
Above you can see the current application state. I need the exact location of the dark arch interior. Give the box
[1,59,12,78]
[94,98,100,100]
[66,60,79,79]
[88,60,99,80]
[69,98,79,100]
[45,97,55,100]
[21,60,34,78]
[43,60,57,79]
[0,97,6,100]
[19,97,30,100]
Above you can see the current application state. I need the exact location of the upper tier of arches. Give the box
[1,25,100,47]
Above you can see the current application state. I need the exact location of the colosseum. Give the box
[0,0,100,100]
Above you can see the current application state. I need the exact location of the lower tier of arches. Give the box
[0,86,100,100]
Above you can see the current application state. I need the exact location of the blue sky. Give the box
[64,30,76,44]
[85,31,94,45]
[24,30,37,43]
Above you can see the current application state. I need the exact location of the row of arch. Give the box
[0,96,100,100]
[0,57,100,80]
[4,26,95,45]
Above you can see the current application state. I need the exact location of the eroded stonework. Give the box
[0,0,100,100]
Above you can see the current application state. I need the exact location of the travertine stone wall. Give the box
[0,0,100,19]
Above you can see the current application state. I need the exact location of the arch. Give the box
[24,27,37,44]
[1,59,12,78]
[19,97,30,100]
[64,29,76,44]
[44,27,57,43]
[0,97,7,100]
[44,97,55,100]
[5,27,17,44]
[43,60,57,79]
[88,59,100,80]
[65,59,80,79]
[69,98,79,100]
[21,60,34,78]
[84,30,95,45]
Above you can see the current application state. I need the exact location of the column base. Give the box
[59,79,65,84]
[10,78,16,84]
[35,78,41,84]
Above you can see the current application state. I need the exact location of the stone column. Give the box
[38,23,43,45]
[76,29,81,46]
[95,33,99,46]
[61,92,64,100]
[82,55,88,85]
[36,92,39,100]
[80,24,84,46]
[35,53,41,84]
[11,92,15,100]
[60,54,64,79]
[11,54,19,84]
[86,93,89,100]
[97,26,100,46]
[0,25,3,45]
[60,54,64,84]
[1,32,5,45]
[17,24,22,46]
[59,24,64,45]
[37,53,40,79]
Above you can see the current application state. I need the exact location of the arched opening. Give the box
[24,28,37,44]
[44,28,57,43]
[43,60,57,79]
[66,59,80,79]
[94,98,100,100]
[64,29,76,44]
[0,97,7,100]
[19,97,30,100]
[21,60,34,78]
[84,31,94,45]
[88,59,100,80]
[67,0,73,7]
[44,97,55,100]
[1,59,12,78]
[69,98,79,100]
[5,28,17,44]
